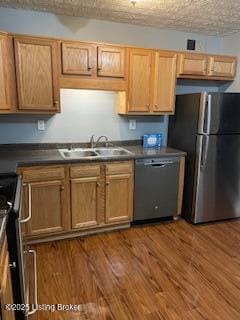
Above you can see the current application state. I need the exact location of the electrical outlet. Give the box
[129,119,136,130]
[37,120,45,131]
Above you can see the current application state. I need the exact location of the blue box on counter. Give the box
[143,133,163,148]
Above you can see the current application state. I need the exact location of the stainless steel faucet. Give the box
[90,135,111,148]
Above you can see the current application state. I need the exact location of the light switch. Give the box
[37,120,45,131]
[129,119,136,130]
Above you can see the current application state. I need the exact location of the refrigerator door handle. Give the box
[198,93,212,134]
[200,135,209,169]
[205,94,212,134]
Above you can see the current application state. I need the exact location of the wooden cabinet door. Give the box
[0,33,16,113]
[178,53,208,76]
[0,237,15,320]
[62,42,95,76]
[153,51,177,113]
[128,49,152,112]
[25,180,67,236]
[105,173,133,224]
[14,36,60,112]
[71,177,101,229]
[97,45,125,78]
[208,56,237,78]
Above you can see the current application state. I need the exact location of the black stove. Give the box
[0,174,25,319]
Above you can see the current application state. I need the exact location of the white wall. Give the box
[0,7,224,144]
[220,33,240,92]
[0,90,167,143]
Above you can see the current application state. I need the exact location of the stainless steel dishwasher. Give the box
[133,157,180,222]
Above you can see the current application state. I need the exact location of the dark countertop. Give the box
[0,145,186,173]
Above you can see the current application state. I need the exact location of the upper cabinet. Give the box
[0,32,17,113]
[61,41,127,91]
[14,36,61,112]
[177,53,208,76]
[128,48,152,113]
[97,45,125,78]
[207,55,237,78]
[153,51,177,113]
[0,29,237,116]
[118,49,177,115]
[177,52,237,80]
[62,42,95,76]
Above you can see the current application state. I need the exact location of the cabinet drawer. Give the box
[106,161,133,175]
[22,166,65,182]
[70,165,101,178]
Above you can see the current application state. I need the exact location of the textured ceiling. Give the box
[0,0,240,36]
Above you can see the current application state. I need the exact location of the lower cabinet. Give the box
[0,236,15,320]
[71,176,101,229]
[20,166,69,238]
[105,162,133,223]
[70,161,133,230]
[19,161,134,241]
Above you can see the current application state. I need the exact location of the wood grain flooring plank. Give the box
[31,219,240,320]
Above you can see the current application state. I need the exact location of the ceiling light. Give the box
[130,0,137,6]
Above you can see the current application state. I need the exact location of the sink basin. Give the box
[95,148,132,157]
[58,147,133,159]
[59,149,98,159]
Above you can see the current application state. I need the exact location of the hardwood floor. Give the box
[31,219,240,320]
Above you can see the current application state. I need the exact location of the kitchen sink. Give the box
[58,147,133,159]
[59,149,98,159]
[94,148,132,156]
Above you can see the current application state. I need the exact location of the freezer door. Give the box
[202,93,240,134]
[194,134,240,223]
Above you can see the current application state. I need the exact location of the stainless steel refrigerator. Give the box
[168,92,240,224]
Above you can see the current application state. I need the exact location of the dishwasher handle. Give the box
[150,163,168,168]
[143,161,174,167]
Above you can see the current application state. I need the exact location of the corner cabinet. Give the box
[14,36,61,112]
[0,32,17,113]
[177,52,237,80]
[118,49,177,115]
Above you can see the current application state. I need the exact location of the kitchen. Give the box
[0,1,240,319]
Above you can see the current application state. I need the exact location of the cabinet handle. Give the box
[60,185,65,191]
[106,182,110,186]
[204,61,208,73]
[9,262,17,268]
[154,104,158,110]
[27,249,38,316]
[146,104,150,111]
[20,184,32,224]
[97,49,102,71]
[97,182,100,187]
[54,101,59,108]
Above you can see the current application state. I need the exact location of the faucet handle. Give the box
[90,135,95,148]
[106,141,114,148]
